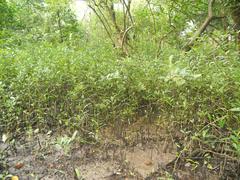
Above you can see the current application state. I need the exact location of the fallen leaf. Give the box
[207,163,213,170]
[11,176,19,180]
[144,160,153,166]
[2,134,8,142]
[74,168,81,180]
[229,107,240,112]
[34,128,39,134]
[15,162,24,169]
[185,162,191,167]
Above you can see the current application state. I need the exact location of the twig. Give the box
[121,26,133,52]
[202,149,239,162]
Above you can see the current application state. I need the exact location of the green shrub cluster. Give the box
[0,42,239,137]
[0,0,239,159]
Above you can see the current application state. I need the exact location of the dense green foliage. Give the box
[0,0,240,158]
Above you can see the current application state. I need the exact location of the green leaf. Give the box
[229,108,240,112]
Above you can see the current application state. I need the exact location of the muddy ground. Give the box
[0,120,238,180]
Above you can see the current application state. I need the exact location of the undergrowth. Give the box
[1,42,240,136]
[1,40,239,177]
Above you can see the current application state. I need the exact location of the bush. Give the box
[0,40,239,138]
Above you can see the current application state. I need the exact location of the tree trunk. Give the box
[56,10,63,43]
[232,6,240,51]
[184,0,215,51]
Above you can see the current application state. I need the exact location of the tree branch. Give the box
[88,4,115,45]
[184,0,215,51]
[121,26,133,52]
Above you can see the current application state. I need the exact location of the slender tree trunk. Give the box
[232,6,240,51]
[88,5,115,45]
[57,10,63,43]
[184,0,215,51]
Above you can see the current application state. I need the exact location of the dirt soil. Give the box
[0,120,235,180]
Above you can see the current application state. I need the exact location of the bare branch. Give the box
[184,0,216,51]
[121,26,133,51]
[146,0,157,34]
[88,4,115,45]
[122,0,134,25]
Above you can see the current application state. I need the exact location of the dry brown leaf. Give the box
[144,160,153,166]
[15,162,24,169]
